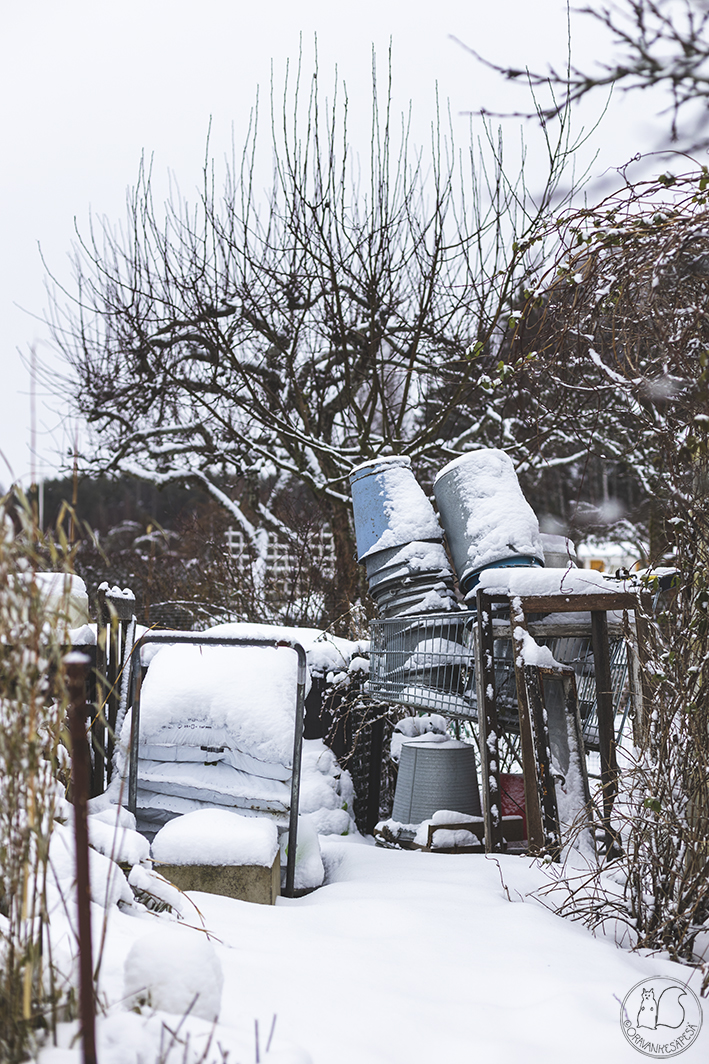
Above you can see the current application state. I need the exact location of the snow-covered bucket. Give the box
[350,456,443,559]
[540,533,577,569]
[391,738,481,825]
[350,457,457,616]
[433,449,544,595]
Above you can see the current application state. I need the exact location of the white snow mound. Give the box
[151,808,279,867]
[135,643,303,767]
[123,926,224,1022]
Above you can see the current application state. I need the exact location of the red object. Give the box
[500,773,527,839]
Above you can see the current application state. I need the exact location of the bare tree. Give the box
[45,53,582,624]
[460,1,709,149]
[513,168,709,965]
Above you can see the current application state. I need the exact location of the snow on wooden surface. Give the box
[478,565,625,597]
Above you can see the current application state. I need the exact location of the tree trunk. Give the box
[325,497,367,634]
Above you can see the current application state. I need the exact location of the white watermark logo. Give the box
[620,977,702,1057]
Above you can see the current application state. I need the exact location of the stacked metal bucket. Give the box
[350,449,555,835]
[349,456,458,618]
[433,449,544,599]
[350,448,545,612]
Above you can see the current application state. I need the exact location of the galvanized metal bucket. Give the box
[350,457,457,617]
[433,449,544,594]
[350,456,442,561]
[391,738,481,825]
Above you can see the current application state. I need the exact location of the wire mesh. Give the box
[368,613,478,718]
[368,612,631,746]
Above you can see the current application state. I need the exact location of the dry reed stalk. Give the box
[0,491,76,1061]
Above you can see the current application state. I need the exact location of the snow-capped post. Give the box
[96,583,137,793]
[590,610,622,859]
[281,639,307,899]
[64,651,98,1064]
[474,592,504,853]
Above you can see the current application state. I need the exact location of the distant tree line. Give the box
[36,472,339,630]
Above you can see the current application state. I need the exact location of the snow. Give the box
[123,925,223,1022]
[397,584,457,614]
[434,449,544,575]
[205,621,365,678]
[134,758,292,809]
[132,643,304,767]
[97,582,136,600]
[118,622,358,842]
[68,623,96,646]
[33,618,705,1062]
[413,809,484,848]
[87,811,151,866]
[48,822,133,909]
[137,743,292,780]
[127,864,198,920]
[32,572,90,628]
[513,625,566,669]
[401,636,469,669]
[36,836,708,1064]
[396,686,476,717]
[151,809,279,867]
[370,538,451,573]
[285,815,325,891]
[478,565,626,597]
[298,742,354,833]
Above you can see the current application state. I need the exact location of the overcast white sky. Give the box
[0,0,671,490]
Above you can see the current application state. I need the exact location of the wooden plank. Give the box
[515,593,637,614]
[475,591,504,853]
[509,606,545,852]
[625,620,645,747]
[91,587,108,796]
[632,592,656,747]
[523,666,562,856]
[491,621,626,639]
[590,610,622,858]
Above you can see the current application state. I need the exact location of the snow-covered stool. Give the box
[151,808,280,905]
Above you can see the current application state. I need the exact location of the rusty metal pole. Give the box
[65,652,98,1064]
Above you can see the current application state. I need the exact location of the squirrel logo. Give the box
[636,985,687,1031]
[621,976,702,1057]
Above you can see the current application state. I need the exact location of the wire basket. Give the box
[368,611,631,745]
[368,613,478,719]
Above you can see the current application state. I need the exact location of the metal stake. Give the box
[65,653,97,1064]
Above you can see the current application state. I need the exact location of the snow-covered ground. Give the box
[37,836,706,1064]
[36,616,703,1062]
